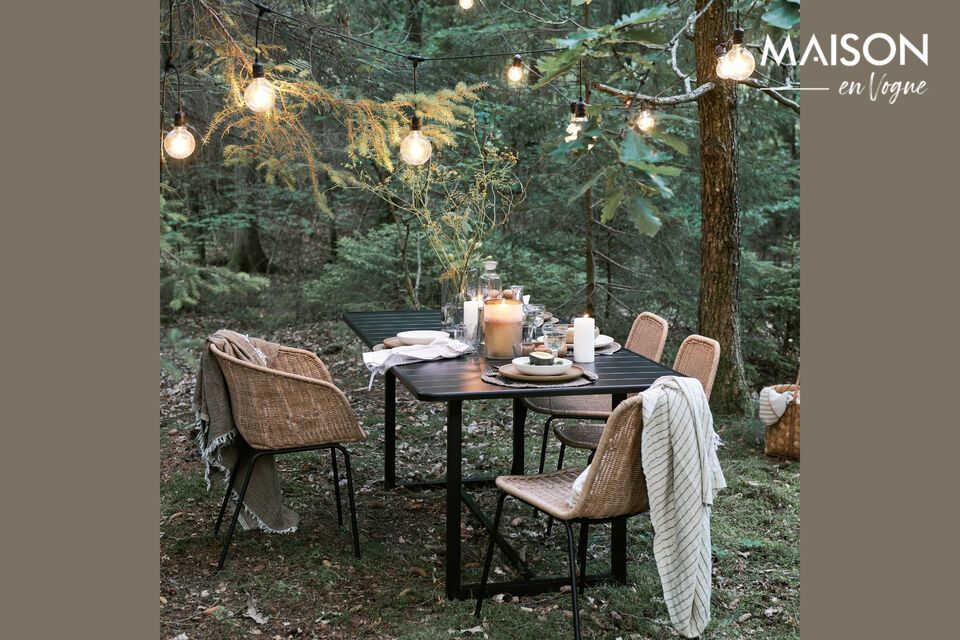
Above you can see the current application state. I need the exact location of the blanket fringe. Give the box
[193,414,297,535]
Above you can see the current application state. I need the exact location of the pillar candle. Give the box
[463,299,479,327]
[483,299,523,359]
[573,315,595,363]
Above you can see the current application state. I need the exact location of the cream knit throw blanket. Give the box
[641,376,726,638]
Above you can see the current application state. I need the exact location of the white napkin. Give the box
[362,336,474,389]
[758,386,796,426]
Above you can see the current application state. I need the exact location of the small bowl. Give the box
[511,356,573,376]
[396,330,449,345]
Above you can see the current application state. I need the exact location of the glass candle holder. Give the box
[482,298,523,359]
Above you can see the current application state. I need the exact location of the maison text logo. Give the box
[760,33,928,104]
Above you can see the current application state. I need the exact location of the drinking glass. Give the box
[523,303,545,341]
[453,323,478,349]
[509,284,524,302]
[542,325,567,358]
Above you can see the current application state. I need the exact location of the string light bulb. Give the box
[459,0,474,9]
[507,54,524,83]
[164,111,196,159]
[564,121,581,143]
[570,98,588,123]
[245,62,276,112]
[715,43,731,80]
[633,103,655,133]
[401,116,433,165]
[245,6,276,113]
[718,27,755,81]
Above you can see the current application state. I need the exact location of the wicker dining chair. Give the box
[539,333,720,537]
[475,396,649,640]
[210,343,367,569]
[524,311,668,477]
[552,333,720,465]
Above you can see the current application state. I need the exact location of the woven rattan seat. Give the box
[496,468,586,520]
[526,394,612,419]
[553,422,606,450]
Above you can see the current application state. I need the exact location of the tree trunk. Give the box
[694,0,751,414]
[582,1,596,316]
[405,1,423,46]
[229,225,269,273]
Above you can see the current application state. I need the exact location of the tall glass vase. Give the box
[440,267,478,329]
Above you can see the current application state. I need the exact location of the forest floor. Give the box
[160,315,799,640]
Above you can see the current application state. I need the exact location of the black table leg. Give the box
[446,399,463,600]
[384,371,396,489]
[611,392,627,409]
[610,393,628,583]
[511,398,527,475]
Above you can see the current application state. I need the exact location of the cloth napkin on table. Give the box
[758,386,797,426]
[362,337,474,389]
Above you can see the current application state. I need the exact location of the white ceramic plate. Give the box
[511,356,573,376]
[594,334,615,348]
[396,330,449,345]
[535,335,614,349]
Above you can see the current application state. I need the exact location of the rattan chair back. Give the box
[571,395,648,520]
[624,312,669,362]
[672,335,721,400]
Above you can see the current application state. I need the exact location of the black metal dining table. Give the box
[344,309,679,600]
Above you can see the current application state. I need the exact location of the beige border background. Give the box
[802,1,960,637]
[2,1,160,638]
[2,1,959,638]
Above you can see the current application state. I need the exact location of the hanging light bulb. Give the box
[564,121,581,143]
[459,0,474,9]
[507,54,524,83]
[720,27,755,81]
[632,103,655,133]
[570,98,588,123]
[401,116,433,165]
[245,61,276,113]
[164,111,196,159]
[715,43,731,80]
[245,6,276,113]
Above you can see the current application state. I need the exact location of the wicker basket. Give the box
[764,374,800,460]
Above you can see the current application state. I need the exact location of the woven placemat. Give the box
[596,342,622,356]
[481,368,599,389]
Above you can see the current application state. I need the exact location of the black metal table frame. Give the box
[344,310,675,600]
[386,371,629,599]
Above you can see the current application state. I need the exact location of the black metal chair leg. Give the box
[537,416,555,475]
[545,443,566,537]
[337,445,361,559]
[331,447,343,527]
[217,451,262,571]
[562,521,583,640]
[475,491,508,618]
[214,449,245,534]
[577,522,589,595]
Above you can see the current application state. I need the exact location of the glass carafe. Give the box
[479,260,502,301]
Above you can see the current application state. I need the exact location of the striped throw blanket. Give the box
[641,376,726,639]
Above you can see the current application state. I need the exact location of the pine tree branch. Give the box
[593,77,800,114]
[738,78,801,113]
[592,81,715,106]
